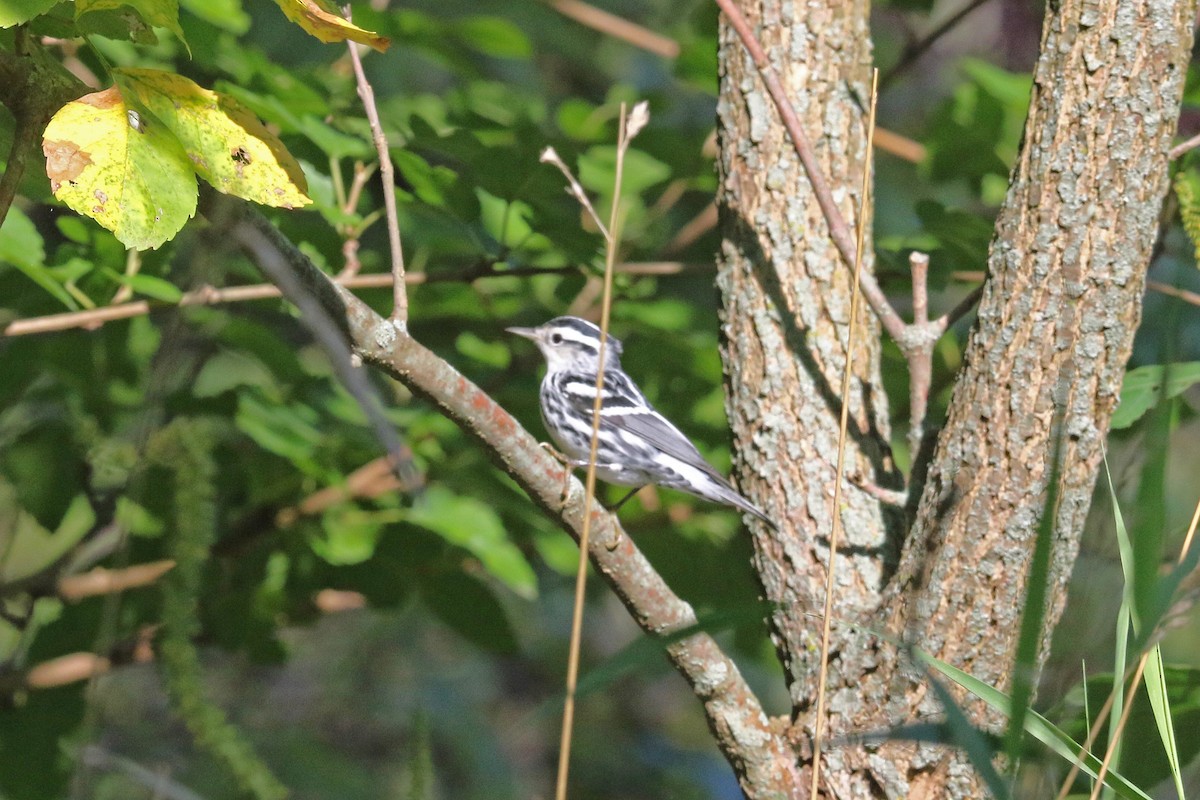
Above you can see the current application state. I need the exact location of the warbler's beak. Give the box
[505,326,539,341]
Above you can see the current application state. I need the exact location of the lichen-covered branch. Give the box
[229,207,802,800]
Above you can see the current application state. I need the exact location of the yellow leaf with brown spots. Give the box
[272,0,389,51]
[114,68,310,209]
[42,86,196,250]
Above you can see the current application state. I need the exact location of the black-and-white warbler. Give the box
[507,316,775,527]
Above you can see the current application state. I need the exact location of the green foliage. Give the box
[1,1,1198,798]
[149,418,287,800]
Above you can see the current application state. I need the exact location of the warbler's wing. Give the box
[605,408,732,482]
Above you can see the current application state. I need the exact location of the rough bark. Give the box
[868,0,1197,788]
[717,0,1195,796]
[716,0,898,719]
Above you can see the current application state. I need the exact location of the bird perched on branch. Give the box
[507,316,775,528]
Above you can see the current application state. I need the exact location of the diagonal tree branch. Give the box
[229,205,803,799]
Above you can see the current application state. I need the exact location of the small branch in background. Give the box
[233,213,422,490]
[1,262,708,338]
[714,0,908,343]
[110,248,142,304]
[848,472,908,507]
[1170,132,1200,159]
[879,0,995,90]
[57,560,176,602]
[2,626,157,693]
[82,746,207,800]
[663,202,718,255]
[275,456,406,527]
[545,0,680,58]
[872,127,926,163]
[906,252,934,458]
[337,161,379,278]
[541,147,610,240]
[343,9,408,327]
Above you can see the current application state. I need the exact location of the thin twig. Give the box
[1147,279,1200,309]
[879,0,996,90]
[541,146,610,240]
[809,69,878,800]
[714,0,907,342]
[555,99,645,800]
[110,248,141,304]
[907,252,934,457]
[1169,132,1200,160]
[343,10,407,326]
[337,161,378,278]
[546,0,680,58]
[233,215,421,488]
[2,262,706,338]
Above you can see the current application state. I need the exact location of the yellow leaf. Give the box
[272,0,390,51]
[115,68,310,209]
[42,87,196,250]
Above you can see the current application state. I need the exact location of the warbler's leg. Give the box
[538,442,575,506]
[609,486,642,512]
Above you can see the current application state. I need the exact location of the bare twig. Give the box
[1147,278,1200,309]
[879,0,996,90]
[233,214,421,489]
[343,10,407,326]
[906,252,935,456]
[714,0,907,343]
[809,68,878,800]
[110,248,141,304]
[275,457,406,527]
[82,746,207,800]
[541,146,610,240]
[555,100,643,800]
[337,161,378,278]
[1169,131,1200,159]
[545,0,680,58]
[58,561,175,601]
[2,262,706,338]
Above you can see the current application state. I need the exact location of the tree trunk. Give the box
[717,0,1196,795]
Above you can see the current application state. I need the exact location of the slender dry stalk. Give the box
[808,69,878,800]
[554,100,646,800]
[342,11,408,326]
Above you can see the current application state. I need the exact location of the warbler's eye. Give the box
[550,333,563,345]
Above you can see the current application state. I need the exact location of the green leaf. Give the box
[1143,647,1186,800]
[0,488,95,585]
[101,267,183,302]
[115,68,310,208]
[43,86,196,250]
[453,16,531,59]
[420,570,518,653]
[1111,362,1200,429]
[271,0,390,51]
[408,486,536,599]
[76,0,188,50]
[920,651,1154,800]
[0,207,75,307]
[178,0,248,32]
[578,145,670,196]
[0,206,45,269]
[0,0,59,27]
